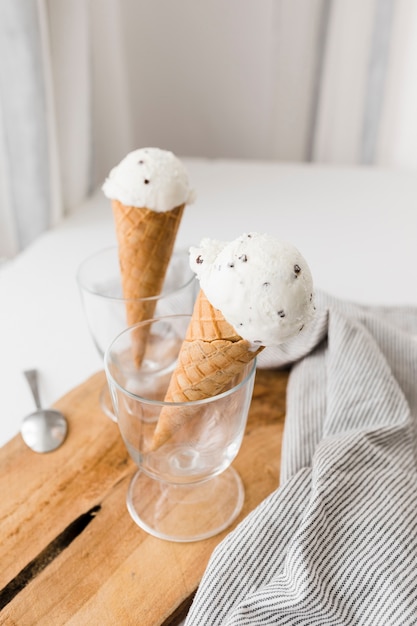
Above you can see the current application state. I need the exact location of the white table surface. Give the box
[1,158,417,448]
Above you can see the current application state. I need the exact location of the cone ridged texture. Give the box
[184,287,241,344]
[151,290,263,449]
[112,200,184,366]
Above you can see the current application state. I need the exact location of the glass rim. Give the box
[104,314,257,408]
[76,246,196,302]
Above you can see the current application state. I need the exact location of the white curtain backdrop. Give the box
[0,0,416,259]
[0,0,59,259]
[0,0,132,261]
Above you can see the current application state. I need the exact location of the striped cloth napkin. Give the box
[185,291,417,625]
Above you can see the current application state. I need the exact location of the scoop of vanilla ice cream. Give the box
[102,147,195,211]
[189,232,315,347]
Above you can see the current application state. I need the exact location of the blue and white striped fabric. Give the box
[185,291,417,625]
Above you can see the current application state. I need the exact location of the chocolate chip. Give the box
[138,160,144,164]
[294,264,301,276]
[277,310,285,318]
[263,282,270,287]
[299,324,305,332]
[196,255,203,264]
[239,254,248,262]
[144,179,150,184]
[228,262,235,268]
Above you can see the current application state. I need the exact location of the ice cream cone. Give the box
[150,290,263,449]
[112,199,185,366]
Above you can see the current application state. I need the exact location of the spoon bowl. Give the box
[21,370,68,453]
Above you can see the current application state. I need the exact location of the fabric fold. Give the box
[185,291,417,625]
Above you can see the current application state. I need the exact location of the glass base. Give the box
[99,384,117,422]
[127,466,244,542]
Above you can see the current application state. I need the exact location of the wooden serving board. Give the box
[0,368,289,625]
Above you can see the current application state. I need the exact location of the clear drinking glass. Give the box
[76,247,197,420]
[104,314,256,542]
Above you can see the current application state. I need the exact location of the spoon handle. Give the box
[24,369,42,410]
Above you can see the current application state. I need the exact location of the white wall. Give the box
[120,0,278,160]
[88,0,417,193]
[91,0,328,180]
[4,0,415,257]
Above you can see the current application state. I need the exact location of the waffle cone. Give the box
[150,290,263,449]
[112,200,184,366]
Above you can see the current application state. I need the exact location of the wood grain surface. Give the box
[0,368,288,625]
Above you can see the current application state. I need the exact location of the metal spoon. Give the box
[21,369,68,453]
